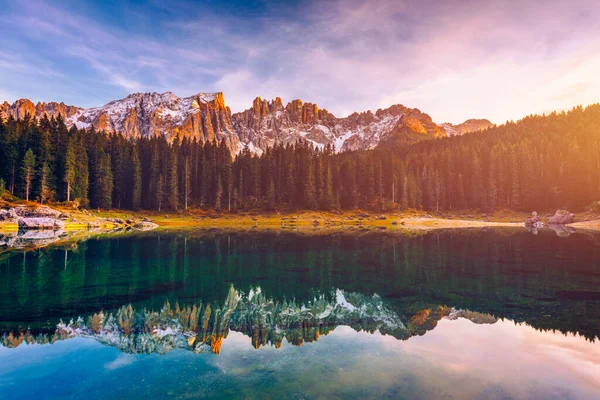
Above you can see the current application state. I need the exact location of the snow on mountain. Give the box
[1,91,467,155]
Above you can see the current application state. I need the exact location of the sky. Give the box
[1,0,599,124]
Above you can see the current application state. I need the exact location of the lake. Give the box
[1,228,599,399]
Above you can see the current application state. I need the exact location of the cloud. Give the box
[1,0,599,123]
[104,354,136,370]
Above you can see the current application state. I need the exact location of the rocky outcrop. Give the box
[0,208,18,222]
[232,97,446,154]
[439,119,494,136]
[1,206,65,230]
[2,92,457,155]
[548,209,575,225]
[0,99,81,121]
[14,205,61,218]
[67,92,241,152]
[18,217,65,230]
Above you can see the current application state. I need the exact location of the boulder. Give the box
[104,218,125,224]
[18,217,65,230]
[548,209,575,225]
[0,208,18,221]
[14,205,61,218]
[524,211,543,228]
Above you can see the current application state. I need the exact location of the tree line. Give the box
[1,104,599,212]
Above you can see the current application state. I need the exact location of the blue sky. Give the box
[1,0,599,123]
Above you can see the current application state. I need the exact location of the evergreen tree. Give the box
[38,162,54,204]
[168,145,179,210]
[183,156,191,210]
[131,145,142,210]
[304,154,317,209]
[64,140,76,202]
[21,149,36,201]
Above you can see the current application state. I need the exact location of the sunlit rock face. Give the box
[69,92,240,152]
[0,99,81,121]
[1,286,500,354]
[439,118,493,136]
[231,97,447,154]
[2,92,451,155]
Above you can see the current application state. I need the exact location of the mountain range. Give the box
[0,92,493,155]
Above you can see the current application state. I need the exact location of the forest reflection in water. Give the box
[1,228,599,341]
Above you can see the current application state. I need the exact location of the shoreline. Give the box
[2,204,599,233]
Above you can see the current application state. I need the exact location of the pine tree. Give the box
[267,174,276,210]
[21,149,36,201]
[183,156,191,210]
[38,162,54,204]
[215,176,223,211]
[168,146,178,210]
[96,151,113,209]
[157,174,165,212]
[304,154,317,209]
[131,146,142,210]
[322,161,334,210]
[510,151,521,209]
[73,138,89,206]
[64,140,76,202]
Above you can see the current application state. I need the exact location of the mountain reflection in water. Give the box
[1,286,499,354]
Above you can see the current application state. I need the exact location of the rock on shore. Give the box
[548,210,575,225]
[18,217,65,230]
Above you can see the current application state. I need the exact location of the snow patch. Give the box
[335,289,356,312]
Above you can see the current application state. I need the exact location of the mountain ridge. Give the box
[0,92,488,154]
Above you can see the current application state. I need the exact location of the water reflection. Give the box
[1,229,600,399]
[2,229,599,340]
[2,286,501,354]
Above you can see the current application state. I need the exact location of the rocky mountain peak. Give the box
[1,91,485,155]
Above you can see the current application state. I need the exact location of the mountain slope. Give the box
[1,92,476,154]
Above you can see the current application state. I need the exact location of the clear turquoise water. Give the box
[1,229,599,399]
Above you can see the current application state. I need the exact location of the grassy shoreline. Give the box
[3,201,600,232]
